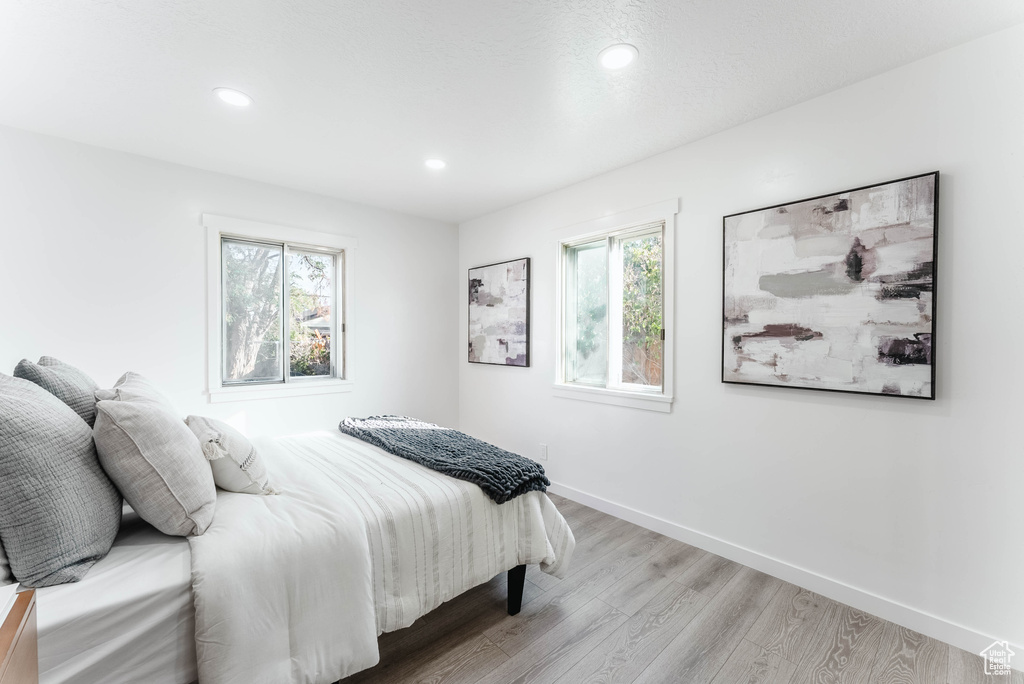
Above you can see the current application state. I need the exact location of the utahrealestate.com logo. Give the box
[980,640,1015,677]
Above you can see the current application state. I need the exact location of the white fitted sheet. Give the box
[35,509,196,684]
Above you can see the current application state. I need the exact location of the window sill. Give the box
[207,379,354,404]
[552,383,673,413]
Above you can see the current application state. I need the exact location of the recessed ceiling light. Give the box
[425,159,446,170]
[599,43,639,70]
[213,87,253,107]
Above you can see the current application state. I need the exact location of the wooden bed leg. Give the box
[507,564,526,616]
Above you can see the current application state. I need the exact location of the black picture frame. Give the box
[722,171,939,399]
[468,257,531,367]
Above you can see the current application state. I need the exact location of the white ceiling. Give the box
[1,1,1021,224]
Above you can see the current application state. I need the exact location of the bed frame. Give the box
[507,565,526,615]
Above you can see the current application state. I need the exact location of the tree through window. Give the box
[221,238,341,385]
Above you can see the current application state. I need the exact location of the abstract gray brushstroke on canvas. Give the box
[723,173,937,398]
[468,257,530,367]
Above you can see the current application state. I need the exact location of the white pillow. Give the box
[94,400,216,536]
[185,416,276,495]
[95,372,178,415]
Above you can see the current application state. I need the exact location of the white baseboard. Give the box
[548,482,1023,669]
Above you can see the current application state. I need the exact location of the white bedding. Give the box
[36,509,196,684]
[268,431,575,634]
[35,429,575,684]
[190,433,379,684]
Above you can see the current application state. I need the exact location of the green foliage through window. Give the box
[288,252,334,377]
[621,234,662,386]
[564,225,663,390]
[222,238,339,384]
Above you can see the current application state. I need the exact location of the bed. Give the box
[33,430,575,684]
[35,509,197,684]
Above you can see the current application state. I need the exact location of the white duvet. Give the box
[272,432,575,634]
[36,430,574,684]
[188,435,380,684]
[187,430,575,684]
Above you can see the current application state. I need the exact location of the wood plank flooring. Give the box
[345,494,1021,684]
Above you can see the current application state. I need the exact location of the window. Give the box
[204,214,355,402]
[221,239,339,384]
[556,200,676,411]
[564,224,664,389]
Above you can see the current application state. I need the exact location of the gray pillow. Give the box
[94,399,216,536]
[14,356,101,427]
[185,416,277,495]
[0,374,122,587]
[95,371,178,415]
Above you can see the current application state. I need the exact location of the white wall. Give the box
[459,24,1024,655]
[0,125,460,435]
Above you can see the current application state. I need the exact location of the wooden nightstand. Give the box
[0,590,37,684]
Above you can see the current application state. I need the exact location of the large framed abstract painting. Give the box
[468,257,530,367]
[723,172,938,399]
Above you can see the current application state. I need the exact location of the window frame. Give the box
[554,199,678,412]
[204,214,356,403]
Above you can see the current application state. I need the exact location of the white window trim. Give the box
[203,213,357,403]
[553,199,678,413]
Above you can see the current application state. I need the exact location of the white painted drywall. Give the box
[459,24,1024,655]
[0,125,460,435]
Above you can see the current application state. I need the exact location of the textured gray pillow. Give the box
[14,356,101,427]
[0,374,122,587]
[94,399,216,536]
[185,416,276,495]
[95,371,178,415]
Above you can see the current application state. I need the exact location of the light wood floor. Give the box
[346,494,1021,684]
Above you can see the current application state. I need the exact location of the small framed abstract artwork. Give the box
[723,172,938,399]
[468,257,530,367]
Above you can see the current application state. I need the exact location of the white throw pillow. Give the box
[185,416,276,495]
[94,399,216,536]
[95,371,178,414]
